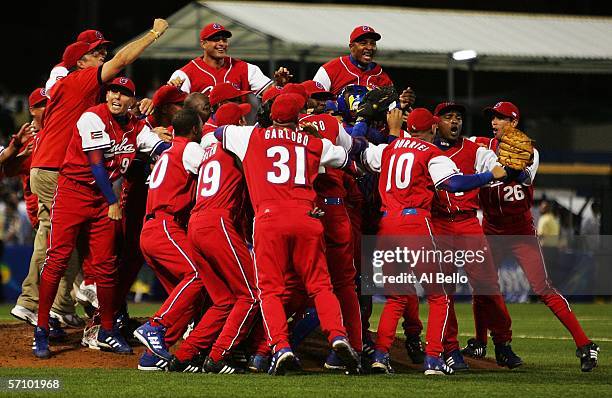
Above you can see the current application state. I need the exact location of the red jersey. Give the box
[192,141,246,214]
[299,113,353,199]
[170,57,271,95]
[146,137,204,221]
[32,66,103,169]
[362,138,460,212]
[221,125,349,212]
[432,137,498,215]
[313,56,394,95]
[61,103,163,185]
[472,136,539,223]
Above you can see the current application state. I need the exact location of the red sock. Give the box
[97,285,116,330]
[542,294,590,347]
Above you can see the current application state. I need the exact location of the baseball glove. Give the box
[497,125,534,170]
[355,86,399,122]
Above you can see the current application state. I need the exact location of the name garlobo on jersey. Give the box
[393,138,429,152]
[104,137,135,158]
[264,128,309,145]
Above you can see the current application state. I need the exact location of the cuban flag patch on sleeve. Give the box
[91,131,104,140]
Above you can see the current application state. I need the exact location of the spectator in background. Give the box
[581,201,601,252]
[537,200,561,272]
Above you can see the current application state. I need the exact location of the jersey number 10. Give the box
[385,152,415,191]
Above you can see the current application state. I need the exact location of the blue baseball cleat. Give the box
[324,350,346,371]
[371,349,393,374]
[444,349,469,371]
[48,316,67,340]
[424,355,455,375]
[138,350,168,371]
[495,343,523,369]
[248,354,271,373]
[133,321,171,360]
[331,336,362,375]
[268,348,301,376]
[32,326,51,359]
[97,327,133,354]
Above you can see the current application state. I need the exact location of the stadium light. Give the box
[452,50,478,61]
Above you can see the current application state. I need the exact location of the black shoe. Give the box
[576,342,599,372]
[167,353,205,373]
[203,356,245,374]
[462,338,487,359]
[405,334,425,364]
[495,343,523,369]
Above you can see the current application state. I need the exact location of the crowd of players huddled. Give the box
[0,18,599,375]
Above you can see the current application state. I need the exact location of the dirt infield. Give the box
[1,321,501,371]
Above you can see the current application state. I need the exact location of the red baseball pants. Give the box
[318,200,362,352]
[253,201,347,353]
[140,216,205,346]
[433,215,512,349]
[175,210,259,362]
[484,219,591,348]
[38,175,117,331]
[374,211,452,357]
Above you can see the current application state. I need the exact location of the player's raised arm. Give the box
[101,19,168,82]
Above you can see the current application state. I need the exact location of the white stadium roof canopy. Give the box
[134,1,612,74]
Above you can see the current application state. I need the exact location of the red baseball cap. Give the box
[209,83,252,106]
[484,101,520,120]
[215,102,252,126]
[407,108,439,132]
[200,23,232,41]
[434,101,466,116]
[271,93,306,123]
[76,29,111,51]
[107,77,136,97]
[152,85,187,108]
[350,25,381,43]
[62,41,91,69]
[280,83,308,102]
[262,86,283,104]
[301,80,335,100]
[28,88,47,108]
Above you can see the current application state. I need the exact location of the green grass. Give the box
[1,302,611,398]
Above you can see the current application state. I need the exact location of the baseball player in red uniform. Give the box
[45,29,111,94]
[467,101,599,372]
[113,85,186,330]
[169,23,290,95]
[202,83,253,134]
[297,81,363,367]
[430,102,518,371]
[168,102,261,374]
[33,77,167,359]
[215,93,363,375]
[360,108,507,375]
[133,108,207,369]
[313,26,415,109]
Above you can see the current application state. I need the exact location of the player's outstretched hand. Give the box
[274,67,293,86]
[492,165,507,180]
[152,19,169,36]
[13,123,34,147]
[108,203,123,220]
[153,127,173,142]
[387,108,404,137]
[167,77,185,88]
[137,98,155,116]
[399,87,416,110]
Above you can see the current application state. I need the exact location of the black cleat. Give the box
[576,342,599,372]
[405,334,425,364]
[462,338,487,359]
[167,353,205,373]
[203,356,245,374]
[495,343,523,369]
